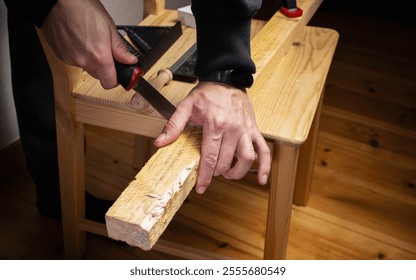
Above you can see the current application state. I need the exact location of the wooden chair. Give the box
[37,0,338,259]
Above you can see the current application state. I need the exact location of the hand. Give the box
[40,0,137,89]
[154,82,271,194]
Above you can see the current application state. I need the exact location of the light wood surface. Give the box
[106,126,202,250]
[36,30,87,258]
[144,0,165,16]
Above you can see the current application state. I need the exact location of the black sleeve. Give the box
[3,0,58,27]
[191,0,261,77]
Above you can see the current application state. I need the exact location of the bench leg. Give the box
[264,143,299,259]
[132,135,153,170]
[293,94,323,206]
[57,120,87,259]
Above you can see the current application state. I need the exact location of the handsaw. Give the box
[114,42,200,119]
[115,60,175,120]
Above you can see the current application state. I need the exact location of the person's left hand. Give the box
[154,81,271,194]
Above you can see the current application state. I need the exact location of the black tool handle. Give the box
[114,60,143,91]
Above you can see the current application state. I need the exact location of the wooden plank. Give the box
[105,126,202,250]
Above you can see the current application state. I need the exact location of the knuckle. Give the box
[259,145,271,157]
[203,153,218,170]
[165,119,178,131]
[212,116,226,130]
[226,170,245,180]
[233,172,246,180]
[241,151,256,163]
[216,163,229,175]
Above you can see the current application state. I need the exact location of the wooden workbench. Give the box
[102,0,338,258]
[40,0,338,259]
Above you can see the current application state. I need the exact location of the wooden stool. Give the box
[37,0,338,259]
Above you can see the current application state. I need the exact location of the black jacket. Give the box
[3,0,260,77]
[192,0,260,77]
[4,0,57,27]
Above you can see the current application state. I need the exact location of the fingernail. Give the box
[126,51,137,61]
[155,133,166,143]
[261,174,268,185]
[196,186,206,194]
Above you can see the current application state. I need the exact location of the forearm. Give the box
[3,0,58,27]
[191,0,261,77]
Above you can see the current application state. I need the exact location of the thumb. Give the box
[154,118,183,148]
[154,99,193,147]
[111,28,138,64]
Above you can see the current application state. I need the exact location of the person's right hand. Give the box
[40,0,137,89]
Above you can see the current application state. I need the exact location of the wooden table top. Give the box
[73,0,338,146]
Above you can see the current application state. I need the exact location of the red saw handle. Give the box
[114,60,143,90]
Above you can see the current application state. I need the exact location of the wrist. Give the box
[198,69,253,89]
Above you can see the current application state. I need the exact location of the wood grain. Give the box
[251,27,339,144]
[105,126,202,250]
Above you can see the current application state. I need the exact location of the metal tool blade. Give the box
[170,43,197,83]
[133,76,176,120]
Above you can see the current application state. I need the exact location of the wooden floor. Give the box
[1,8,415,260]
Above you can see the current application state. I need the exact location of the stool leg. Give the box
[293,94,323,205]
[132,70,173,170]
[57,120,87,259]
[132,135,153,170]
[264,143,299,259]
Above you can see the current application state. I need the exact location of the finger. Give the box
[195,124,223,194]
[95,49,118,89]
[154,98,193,147]
[252,133,271,185]
[213,132,238,176]
[111,27,138,65]
[94,26,137,89]
[222,132,256,181]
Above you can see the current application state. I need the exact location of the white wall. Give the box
[0,1,18,150]
[0,0,190,150]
